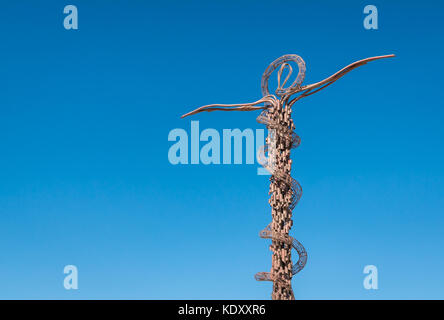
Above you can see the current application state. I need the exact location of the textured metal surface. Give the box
[181,53,394,300]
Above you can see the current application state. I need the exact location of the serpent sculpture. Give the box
[181,53,394,300]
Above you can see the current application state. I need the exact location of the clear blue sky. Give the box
[0,0,443,299]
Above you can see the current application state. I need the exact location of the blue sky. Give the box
[0,0,443,299]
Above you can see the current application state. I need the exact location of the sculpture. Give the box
[181,53,394,300]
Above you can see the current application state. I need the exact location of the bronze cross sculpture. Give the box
[181,53,394,300]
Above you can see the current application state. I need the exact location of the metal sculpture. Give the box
[181,53,394,300]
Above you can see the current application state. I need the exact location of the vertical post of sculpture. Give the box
[255,55,307,300]
[181,53,394,300]
[269,102,295,300]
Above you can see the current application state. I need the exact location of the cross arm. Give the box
[288,54,395,105]
[181,95,277,118]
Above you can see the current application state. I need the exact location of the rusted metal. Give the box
[181,53,394,300]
